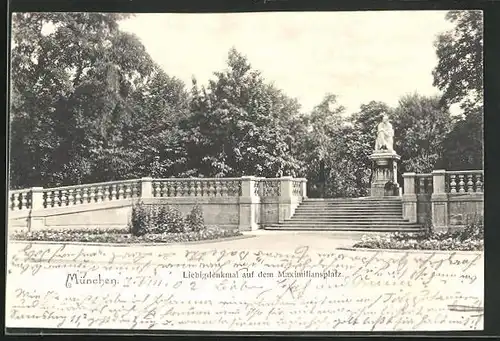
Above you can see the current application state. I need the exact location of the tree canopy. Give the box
[9,11,484,196]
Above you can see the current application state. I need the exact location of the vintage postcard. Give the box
[6,10,484,333]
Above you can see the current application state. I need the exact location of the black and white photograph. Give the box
[6,10,484,333]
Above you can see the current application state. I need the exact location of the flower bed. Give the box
[353,216,484,251]
[10,226,243,244]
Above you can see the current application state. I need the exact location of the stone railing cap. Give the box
[402,172,416,176]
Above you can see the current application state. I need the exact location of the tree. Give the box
[124,66,191,179]
[183,48,303,177]
[392,93,453,173]
[9,13,164,187]
[438,107,483,170]
[296,93,362,198]
[432,10,483,170]
[348,101,393,194]
[433,10,483,109]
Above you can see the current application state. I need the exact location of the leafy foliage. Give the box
[432,10,483,171]
[12,226,242,243]
[392,93,453,173]
[182,48,304,178]
[129,201,149,237]
[354,214,483,251]
[9,11,483,198]
[185,204,205,232]
[433,10,483,109]
[129,204,205,236]
[9,13,189,188]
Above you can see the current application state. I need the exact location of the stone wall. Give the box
[8,176,307,233]
[402,170,484,230]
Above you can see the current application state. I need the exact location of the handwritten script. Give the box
[6,242,483,331]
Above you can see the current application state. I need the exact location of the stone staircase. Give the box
[264,197,422,232]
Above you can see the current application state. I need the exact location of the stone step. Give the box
[298,202,402,207]
[264,225,422,232]
[303,197,402,202]
[288,217,409,222]
[295,206,403,212]
[279,221,420,227]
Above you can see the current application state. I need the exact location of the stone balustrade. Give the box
[9,189,32,211]
[41,179,142,208]
[151,178,242,198]
[446,170,483,194]
[415,173,433,195]
[8,176,308,232]
[402,169,484,230]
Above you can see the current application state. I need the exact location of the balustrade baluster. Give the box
[449,175,457,193]
[20,192,27,210]
[458,175,465,193]
[207,181,214,197]
[189,181,196,196]
[418,177,424,194]
[60,190,67,206]
[475,174,483,193]
[110,185,117,200]
[221,181,228,197]
[132,183,139,197]
[178,181,185,196]
[54,191,61,207]
[95,186,102,202]
[195,181,202,197]
[47,191,54,207]
[151,182,158,197]
[67,189,74,206]
[90,187,97,203]
[162,182,168,196]
[103,186,110,201]
[12,193,17,210]
[10,193,15,210]
[466,174,474,193]
[116,184,123,199]
[75,189,82,205]
[125,184,131,199]
[162,182,168,197]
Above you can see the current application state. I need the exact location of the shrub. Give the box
[11,226,243,243]
[419,214,434,240]
[353,213,483,251]
[129,201,150,236]
[457,213,484,241]
[186,204,205,232]
[164,206,189,233]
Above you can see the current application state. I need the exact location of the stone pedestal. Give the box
[369,152,401,197]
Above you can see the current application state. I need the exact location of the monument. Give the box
[369,114,401,197]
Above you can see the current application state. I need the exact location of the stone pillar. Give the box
[301,178,308,199]
[239,176,260,231]
[278,176,294,223]
[431,170,449,231]
[28,187,46,231]
[402,173,417,223]
[140,177,153,199]
[369,152,401,197]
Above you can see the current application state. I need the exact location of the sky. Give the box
[119,11,456,115]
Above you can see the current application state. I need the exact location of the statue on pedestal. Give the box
[374,114,394,153]
[369,114,401,197]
